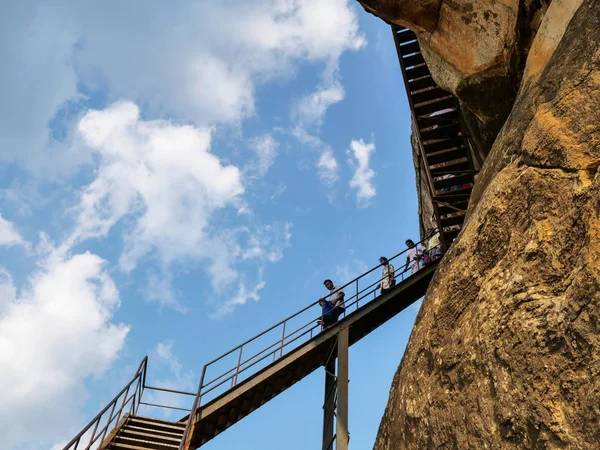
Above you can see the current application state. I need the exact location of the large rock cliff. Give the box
[360,0,600,448]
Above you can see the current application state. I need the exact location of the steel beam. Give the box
[336,327,349,450]
[322,357,336,450]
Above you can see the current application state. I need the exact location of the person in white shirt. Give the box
[403,239,426,274]
[322,279,345,312]
[378,256,395,294]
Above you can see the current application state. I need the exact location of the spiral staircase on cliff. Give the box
[62,27,480,450]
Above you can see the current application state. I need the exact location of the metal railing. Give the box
[64,233,441,450]
[62,358,199,450]
[178,233,442,449]
[62,357,148,450]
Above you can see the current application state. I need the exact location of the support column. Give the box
[336,327,349,450]
[322,357,336,450]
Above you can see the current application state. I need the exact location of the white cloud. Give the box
[247,134,278,178]
[212,280,267,319]
[335,258,369,283]
[66,101,244,277]
[57,103,291,315]
[0,213,26,247]
[0,0,365,174]
[0,253,129,449]
[317,150,340,186]
[0,267,16,312]
[295,77,345,127]
[348,139,376,206]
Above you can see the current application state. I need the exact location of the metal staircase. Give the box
[392,25,482,248]
[63,240,439,450]
[102,416,185,450]
[63,25,483,450]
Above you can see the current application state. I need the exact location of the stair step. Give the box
[408,75,435,92]
[129,416,186,428]
[420,122,462,141]
[443,224,462,233]
[415,96,455,117]
[412,88,449,108]
[423,137,464,154]
[126,418,185,435]
[417,109,458,128]
[399,40,420,55]
[119,428,182,444]
[115,435,179,450]
[437,201,468,217]
[396,29,417,44]
[430,157,469,171]
[426,145,466,159]
[403,52,425,68]
[435,185,473,196]
[110,444,156,450]
[433,172,473,188]
[405,64,430,81]
[124,425,183,438]
[440,210,466,220]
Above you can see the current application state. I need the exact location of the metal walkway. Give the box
[62,26,482,450]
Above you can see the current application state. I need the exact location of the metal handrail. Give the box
[62,357,148,450]
[178,233,441,449]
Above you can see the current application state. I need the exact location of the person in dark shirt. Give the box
[317,298,340,329]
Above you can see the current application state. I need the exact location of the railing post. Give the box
[232,346,243,386]
[355,279,359,310]
[129,393,136,415]
[179,366,207,450]
[280,322,287,358]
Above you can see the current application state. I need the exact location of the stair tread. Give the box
[414,94,453,109]
[116,435,179,448]
[426,146,466,158]
[110,444,175,450]
[128,417,186,428]
[124,425,183,437]
[120,428,182,442]
[429,157,468,170]
[440,210,466,220]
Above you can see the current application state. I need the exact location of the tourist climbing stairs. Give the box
[392,25,480,246]
[63,240,440,450]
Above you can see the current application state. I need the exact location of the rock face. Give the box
[359,0,551,152]
[365,0,600,448]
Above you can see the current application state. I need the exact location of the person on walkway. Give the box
[378,256,395,294]
[317,298,340,328]
[403,239,426,274]
[323,279,345,313]
[426,229,441,262]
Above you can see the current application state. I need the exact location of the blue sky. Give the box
[0,2,422,449]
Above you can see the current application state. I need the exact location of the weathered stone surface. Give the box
[373,0,600,448]
[359,0,551,147]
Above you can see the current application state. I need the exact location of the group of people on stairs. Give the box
[317,230,442,329]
